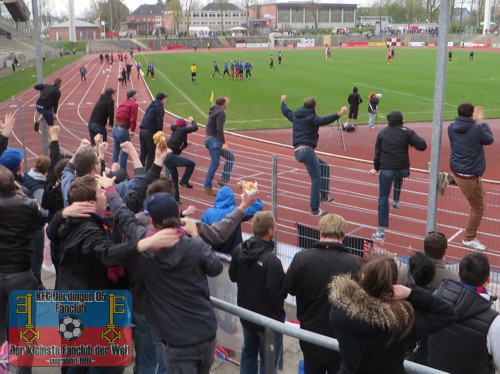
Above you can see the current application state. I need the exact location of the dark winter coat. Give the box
[428,279,498,374]
[281,102,341,149]
[374,124,427,171]
[139,235,223,346]
[368,97,379,114]
[140,99,165,133]
[347,92,362,107]
[0,191,44,273]
[448,116,494,177]
[167,121,199,155]
[329,275,456,374]
[34,83,61,113]
[229,236,287,331]
[205,106,226,143]
[284,241,363,367]
[46,212,139,290]
[89,93,115,128]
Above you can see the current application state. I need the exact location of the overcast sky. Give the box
[74,0,369,18]
[74,0,158,17]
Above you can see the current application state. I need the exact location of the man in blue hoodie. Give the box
[439,103,494,251]
[201,186,262,255]
[281,95,347,216]
[139,92,167,170]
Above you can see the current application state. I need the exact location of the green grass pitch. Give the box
[139,48,500,130]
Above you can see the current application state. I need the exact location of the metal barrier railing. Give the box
[210,297,449,374]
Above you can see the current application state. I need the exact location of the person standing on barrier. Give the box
[88,88,115,146]
[428,252,500,374]
[329,254,456,374]
[204,96,235,196]
[438,103,493,252]
[285,214,363,374]
[280,94,347,216]
[113,89,139,170]
[164,117,198,204]
[139,92,167,171]
[33,77,62,132]
[370,110,427,240]
[229,211,286,374]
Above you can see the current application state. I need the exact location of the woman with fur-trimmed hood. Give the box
[328,255,455,374]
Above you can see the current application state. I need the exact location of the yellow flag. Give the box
[209,90,214,103]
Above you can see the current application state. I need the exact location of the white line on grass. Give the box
[154,68,207,118]
[357,83,456,108]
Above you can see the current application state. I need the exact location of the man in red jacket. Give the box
[113,89,138,170]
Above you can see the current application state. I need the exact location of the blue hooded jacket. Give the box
[201,186,263,254]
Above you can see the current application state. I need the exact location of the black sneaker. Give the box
[179,182,193,189]
[34,121,40,132]
[311,208,327,216]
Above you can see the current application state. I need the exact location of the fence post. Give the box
[264,326,276,374]
[18,100,28,174]
[271,155,278,241]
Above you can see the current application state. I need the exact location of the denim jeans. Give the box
[139,129,155,171]
[0,270,38,344]
[36,106,54,126]
[294,149,330,211]
[112,126,131,170]
[162,336,216,374]
[164,153,196,202]
[88,122,108,146]
[204,138,235,189]
[452,175,484,241]
[377,168,409,228]
[368,112,376,127]
[134,312,167,374]
[240,326,282,374]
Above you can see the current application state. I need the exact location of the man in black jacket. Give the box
[34,77,62,132]
[136,192,223,374]
[164,116,198,203]
[370,111,427,240]
[0,165,43,345]
[203,96,235,196]
[428,253,500,374]
[281,94,347,216]
[346,86,362,127]
[88,88,115,145]
[139,92,167,170]
[47,175,178,291]
[229,211,287,374]
[285,214,363,374]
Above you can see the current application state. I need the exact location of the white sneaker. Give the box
[462,238,487,251]
[437,172,450,196]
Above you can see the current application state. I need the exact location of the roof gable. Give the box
[131,3,166,16]
[202,3,241,11]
